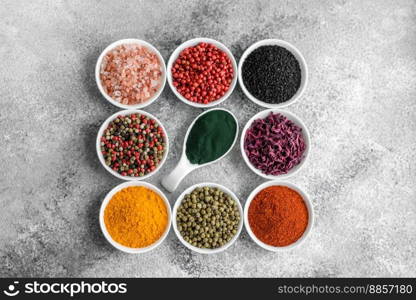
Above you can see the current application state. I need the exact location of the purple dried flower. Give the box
[244,112,306,175]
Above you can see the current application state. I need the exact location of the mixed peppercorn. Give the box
[176,186,241,249]
[171,42,234,104]
[100,113,166,177]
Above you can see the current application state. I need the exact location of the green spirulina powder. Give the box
[186,110,237,165]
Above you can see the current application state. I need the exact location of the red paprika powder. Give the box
[248,186,308,247]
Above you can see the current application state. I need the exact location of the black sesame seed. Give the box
[242,45,302,104]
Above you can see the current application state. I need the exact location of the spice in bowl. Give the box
[248,185,308,247]
[244,112,306,176]
[100,113,167,177]
[99,43,163,105]
[186,110,237,164]
[242,45,301,105]
[176,186,241,249]
[171,42,234,104]
[104,186,169,248]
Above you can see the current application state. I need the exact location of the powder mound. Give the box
[100,44,163,105]
[104,186,168,248]
[248,186,308,247]
[186,110,237,165]
[244,112,306,175]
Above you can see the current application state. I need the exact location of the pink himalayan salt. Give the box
[100,44,163,105]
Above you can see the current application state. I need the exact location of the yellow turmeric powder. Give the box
[104,186,168,248]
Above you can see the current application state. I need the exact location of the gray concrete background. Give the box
[0,0,415,277]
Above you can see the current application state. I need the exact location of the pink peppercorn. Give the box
[171,42,234,104]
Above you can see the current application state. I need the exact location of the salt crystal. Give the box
[151,79,159,87]
[100,43,162,105]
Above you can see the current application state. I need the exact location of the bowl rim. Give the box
[95,38,167,110]
[166,37,238,108]
[96,109,169,181]
[240,108,310,180]
[244,180,314,251]
[99,181,172,254]
[238,38,308,109]
[172,182,244,254]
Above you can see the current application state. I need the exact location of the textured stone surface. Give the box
[1,0,415,277]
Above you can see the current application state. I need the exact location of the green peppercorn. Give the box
[176,186,241,249]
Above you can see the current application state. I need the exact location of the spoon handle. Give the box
[161,155,196,192]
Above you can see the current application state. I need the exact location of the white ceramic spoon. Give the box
[161,108,239,192]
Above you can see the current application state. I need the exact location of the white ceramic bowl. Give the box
[96,110,169,181]
[95,39,166,109]
[244,181,314,251]
[238,39,308,108]
[166,38,238,108]
[99,181,172,254]
[240,109,310,180]
[172,182,243,254]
